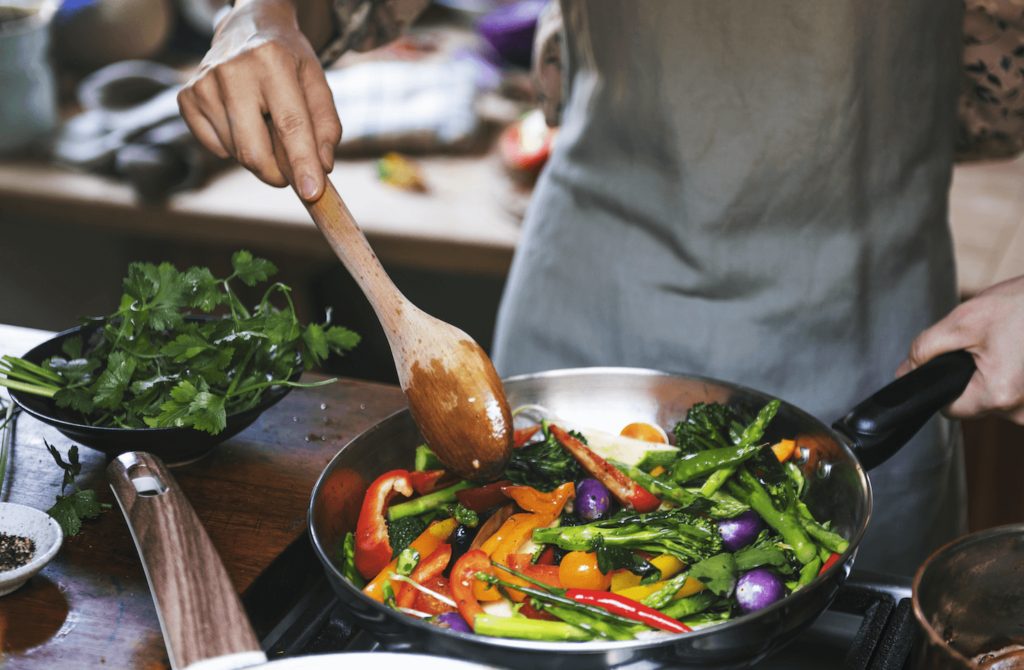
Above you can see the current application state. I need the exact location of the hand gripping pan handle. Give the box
[108,452,267,670]
[833,350,977,471]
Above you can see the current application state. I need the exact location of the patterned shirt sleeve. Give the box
[959,0,1024,161]
[317,0,431,67]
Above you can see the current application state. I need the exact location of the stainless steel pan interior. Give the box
[309,354,974,670]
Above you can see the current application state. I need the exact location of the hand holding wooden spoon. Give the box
[267,124,513,480]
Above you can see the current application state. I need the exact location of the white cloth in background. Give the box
[325,56,498,151]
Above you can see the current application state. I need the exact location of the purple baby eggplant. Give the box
[735,569,786,613]
[436,611,472,633]
[575,478,611,520]
[717,510,763,552]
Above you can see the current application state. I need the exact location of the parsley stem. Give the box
[0,378,57,398]
[225,377,338,398]
[225,346,257,397]
[2,355,64,385]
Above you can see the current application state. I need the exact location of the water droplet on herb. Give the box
[320,403,327,410]
[360,404,365,410]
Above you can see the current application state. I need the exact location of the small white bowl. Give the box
[0,502,63,596]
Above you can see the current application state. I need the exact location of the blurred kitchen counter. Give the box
[0,153,1022,289]
[0,153,523,278]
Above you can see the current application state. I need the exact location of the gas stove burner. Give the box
[260,569,918,670]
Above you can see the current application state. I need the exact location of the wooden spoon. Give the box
[269,131,513,481]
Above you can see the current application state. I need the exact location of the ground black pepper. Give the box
[0,532,35,571]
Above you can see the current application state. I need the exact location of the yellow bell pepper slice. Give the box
[610,554,688,592]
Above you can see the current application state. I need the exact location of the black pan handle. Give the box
[831,350,976,471]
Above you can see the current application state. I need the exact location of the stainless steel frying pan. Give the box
[307,352,975,669]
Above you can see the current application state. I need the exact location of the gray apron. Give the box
[492,0,967,576]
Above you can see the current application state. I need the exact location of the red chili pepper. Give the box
[514,425,542,447]
[450,549,493,630]
[396,543,453,609]
[354,470,414,580]
[565,588,692,634]
[819,551,841,576]
[548,425,661,513]
[455,479,513,513]
[409,469,460,495]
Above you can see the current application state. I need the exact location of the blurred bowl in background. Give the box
[0,0,58,156]
[53,0,174,71]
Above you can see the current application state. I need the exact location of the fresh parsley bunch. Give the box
[0,251,359,435]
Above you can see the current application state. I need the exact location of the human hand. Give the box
[177,0,341,201]
[897,275,1024,423]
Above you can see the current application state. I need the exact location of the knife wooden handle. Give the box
[108,452,266,670]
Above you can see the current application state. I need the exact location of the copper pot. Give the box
[912,524,1024,669]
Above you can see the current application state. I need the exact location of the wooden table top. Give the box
[0,325,407,669]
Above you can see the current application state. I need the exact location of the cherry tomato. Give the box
[620,422,668,444]
[414,576,457,615]
[558,551,612,591]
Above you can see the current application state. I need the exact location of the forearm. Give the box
[231,0,334,53]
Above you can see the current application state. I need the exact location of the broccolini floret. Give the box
[387,515,427,559]
[532,508,724,564]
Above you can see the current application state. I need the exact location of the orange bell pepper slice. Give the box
[772,439,797,463]
[500,481,575,519]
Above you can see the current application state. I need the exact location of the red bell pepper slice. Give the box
[518,599,560,621]
[514,425,542,447]
[455,479,513,513]
[819,551,841,576]
[565,588,692,634]
[450,549,493,631]
[396,543,453,609]
[548,425,661,513]
[534,546,557,566]
[354,470,414,580]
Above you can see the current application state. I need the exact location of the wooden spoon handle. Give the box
[266,121,408,334]
[108,453,266,670]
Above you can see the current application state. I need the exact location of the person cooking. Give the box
[178,0,1024,576]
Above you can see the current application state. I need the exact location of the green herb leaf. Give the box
[184,266,223,311]
[232,250,277,286]
[54,387,96,413]
[302,323,330,367]
[47,497,82,537]
[92,351,137,410]
[326,326,361,353]
[689,553,738,597]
